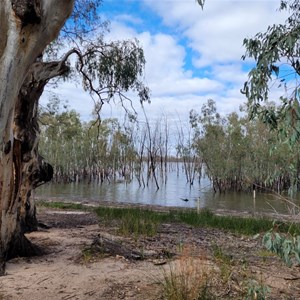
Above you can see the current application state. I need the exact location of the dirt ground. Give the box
[1,206,300,299]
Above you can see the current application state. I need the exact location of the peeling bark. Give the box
[14,61,69,232]
[0,0,74,274]
[11,0,42,26]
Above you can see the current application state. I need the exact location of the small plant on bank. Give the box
[212,244,271,298]
[211,244,233,282]
[246,279,270,300]
[36,200,90,211]
[95,207,164,238]
[176,209,300,236]
[262,229,300,267]
[82,248,93,263]
[94,206,300,238]
[161,254,215,300]
[212,244,232,265]
[118,212,159,238]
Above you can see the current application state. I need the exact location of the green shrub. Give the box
[262,230,300,267]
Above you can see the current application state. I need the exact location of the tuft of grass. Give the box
[119,213,158,238]
[95,206,300,238]
[95,207,172,238]
[211,244,233,282]
[246,278,270,300]
[212,244,232,265]
[81,246,108,263]
[36,200,90,211]
[161,254,215,300]
[40,203,300,237]
[176,208,300,236]
[82,248,93,263]
[256,249,277,259]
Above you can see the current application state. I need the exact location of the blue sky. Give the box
[42,0,289,126]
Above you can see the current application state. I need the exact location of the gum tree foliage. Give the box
[38,100,138,183]
[0,0,149,274]
[242,0,300,145]
[0,0,204,273]
[196,0,205,9]
[241,0,300,267]
[26,0,149,223]
[263,230,300,267]
[188,99,300,193]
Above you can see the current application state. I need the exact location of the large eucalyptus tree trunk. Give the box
[15,60,69,232]
[0,0,74,274]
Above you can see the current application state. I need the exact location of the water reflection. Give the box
[35,168,300,214]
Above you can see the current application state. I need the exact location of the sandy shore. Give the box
[0,206,299,299]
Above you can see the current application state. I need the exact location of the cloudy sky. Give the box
[42,0,288,125]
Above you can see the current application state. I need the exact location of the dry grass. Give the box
[159,244,272,300]
[160,247,216,300]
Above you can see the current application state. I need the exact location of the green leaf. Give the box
[271,65,279,77]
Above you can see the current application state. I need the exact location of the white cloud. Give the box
[140,32,186,82]
[104,20,224,100]
[150,77,223,97]
[211,64,248,85]
[47,0,291,125]
[41,82,94,121]
[144,0,288,67]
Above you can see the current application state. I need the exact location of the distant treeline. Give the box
[39,99,300,194]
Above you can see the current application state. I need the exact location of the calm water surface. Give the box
[35,169,300,214]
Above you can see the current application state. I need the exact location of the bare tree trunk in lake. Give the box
[163,116,169,184]
[142,105,159,190]
[135,129,146,188]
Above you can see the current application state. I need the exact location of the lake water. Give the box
[35,167,300,214]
